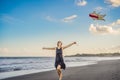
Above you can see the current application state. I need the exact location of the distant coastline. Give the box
[66,52,120,57]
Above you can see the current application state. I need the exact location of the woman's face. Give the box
[57,41,62,47]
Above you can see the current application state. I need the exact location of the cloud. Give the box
[46,15,78,23]
[105,45,120,53]
[89,24,119,35]
[95,45,120,53]
[45,16,57,22]
[89,19,120,35]
[86,45,120,53]
[94,6,111,13]
[62,15,78,22]
[95,6,103,11]
[105,0,120,7]
[111,45,120,51]
[0,14,24,24]
[75,0,87,6]
[0,48,8,53]
[110,19,120,26]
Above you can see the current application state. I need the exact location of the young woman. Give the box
[43,41,76,80]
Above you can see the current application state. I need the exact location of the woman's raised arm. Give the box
[63,42,76,49]
[42,47,56,50]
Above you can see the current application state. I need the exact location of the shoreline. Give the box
[0,61,97,79]
[1,59,120,80]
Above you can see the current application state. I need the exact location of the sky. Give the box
[0,0,120,57]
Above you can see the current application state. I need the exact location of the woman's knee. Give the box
[57,65,61,70]
[57,67,60,71]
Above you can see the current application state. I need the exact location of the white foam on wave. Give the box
[0,68,54,79]
[66,61,97,67]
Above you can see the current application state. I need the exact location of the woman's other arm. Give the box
[42,47,56,50]
[63,42,76,49]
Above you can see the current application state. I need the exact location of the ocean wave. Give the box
[0,67,22,73]
[0,57,120,73]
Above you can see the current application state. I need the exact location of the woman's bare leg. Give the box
[57,69,60,77]
[59,69,62,80]
[57,65,62,80]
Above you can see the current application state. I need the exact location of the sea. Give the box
[0,57,120,79]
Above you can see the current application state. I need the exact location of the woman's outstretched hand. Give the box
[73,42,77,44]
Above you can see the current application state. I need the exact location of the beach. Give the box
[2,59,120,80]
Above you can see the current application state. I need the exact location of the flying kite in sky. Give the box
[89,11,106,21]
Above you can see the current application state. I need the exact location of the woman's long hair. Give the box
[57,41,62,47]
